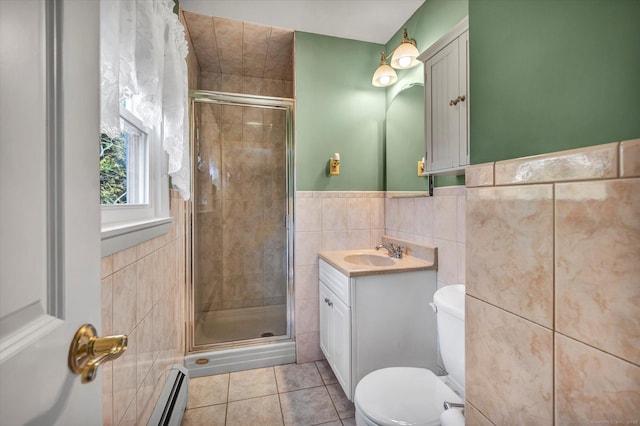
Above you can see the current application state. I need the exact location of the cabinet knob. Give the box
[449,95,466,106]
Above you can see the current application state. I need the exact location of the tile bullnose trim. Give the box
[620,138,640,178]
[465,163,495,188]
[494,142,619,186]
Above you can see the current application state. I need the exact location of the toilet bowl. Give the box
[354,285,465,426]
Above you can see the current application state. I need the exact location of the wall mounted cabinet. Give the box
[319,259,437,400]
[419,17,469,176]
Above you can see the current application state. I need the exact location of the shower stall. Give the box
[186,90,295,371]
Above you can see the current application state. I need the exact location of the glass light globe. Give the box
[398,56,412,68]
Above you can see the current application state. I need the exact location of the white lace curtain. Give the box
[100,0,190,200]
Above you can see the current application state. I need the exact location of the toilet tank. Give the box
[433,284,465,396]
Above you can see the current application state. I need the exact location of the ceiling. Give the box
[180,0,426,45]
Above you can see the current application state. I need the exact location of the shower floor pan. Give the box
[195,304,287,345]
[187,303,294,377]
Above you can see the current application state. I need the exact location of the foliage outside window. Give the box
[100,108,149,206]
[100,133,127,204]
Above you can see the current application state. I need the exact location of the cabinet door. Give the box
[425,38,460,172]
[319,283,333,360]
[332,297,352,398]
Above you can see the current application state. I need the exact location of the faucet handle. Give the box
[394,245,404,258]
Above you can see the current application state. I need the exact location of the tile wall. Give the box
[100,10,196,425]
[101,190,188,426]
[294,191,386,363]
[465,139,640,424]
[294,188,468,363]
[193,102,288,313]
[182,11,294,98]
[385,188,466,288]
[184,9,294,315]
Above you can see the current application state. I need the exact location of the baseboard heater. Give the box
[147,365,189,426]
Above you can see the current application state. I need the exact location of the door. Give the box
[1,1,103,424]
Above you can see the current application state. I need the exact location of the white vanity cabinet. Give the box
[419,17,469,175]
[318,259,437,400]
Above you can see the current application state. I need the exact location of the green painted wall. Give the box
[294,0,469,191]
[295,32,386,191]
[470,0,640,164]
[386,84,428,191]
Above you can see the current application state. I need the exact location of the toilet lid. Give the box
[354,368,462,426]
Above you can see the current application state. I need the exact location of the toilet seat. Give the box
[354,367,462,426]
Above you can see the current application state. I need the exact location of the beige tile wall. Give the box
[294,191,385,363]
[294,188,468,363]
[101,191,187,426]
[385,188,466,288]
[465,139,640,425]
[193,103,287,313]
[185,9,293,315]
[183,11,294,98]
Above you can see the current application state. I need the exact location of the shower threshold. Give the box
[185,340,296,377]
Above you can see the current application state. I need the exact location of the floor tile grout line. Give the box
[276,389,285,426]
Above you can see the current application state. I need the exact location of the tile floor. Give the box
[181,361,356,426]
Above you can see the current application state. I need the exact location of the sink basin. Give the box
[343,254,396,267]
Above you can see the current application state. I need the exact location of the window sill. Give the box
[101,216,172,257]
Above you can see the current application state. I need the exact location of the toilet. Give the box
[354,284,465,426]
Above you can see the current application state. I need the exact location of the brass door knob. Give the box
[68,324,127,383]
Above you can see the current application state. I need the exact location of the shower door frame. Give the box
[187,90,295,353]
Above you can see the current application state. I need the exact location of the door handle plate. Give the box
[68,324,128,383]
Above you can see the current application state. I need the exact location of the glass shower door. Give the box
[190,93,292,348]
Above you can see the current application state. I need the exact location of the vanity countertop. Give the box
[318,249,435,278]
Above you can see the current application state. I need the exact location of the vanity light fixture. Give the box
[371,51,398,87]
[372,28,419,87]
[390,28,420,69]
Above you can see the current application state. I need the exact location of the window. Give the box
[100,104,171,257]
[100,107,149,205]
[99,1,190,256]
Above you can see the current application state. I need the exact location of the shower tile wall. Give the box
[183,11,294,98]
[465,139,640,424]
[195,104,287,312]
[183,11,294,320]
[101,190,188,426]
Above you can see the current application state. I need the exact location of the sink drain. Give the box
[261,332,274,337]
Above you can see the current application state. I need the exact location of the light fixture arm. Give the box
[401,28,417,47]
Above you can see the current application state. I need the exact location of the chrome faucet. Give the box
[375,243,404,259]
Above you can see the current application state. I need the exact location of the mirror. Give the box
[385,83,427,191]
